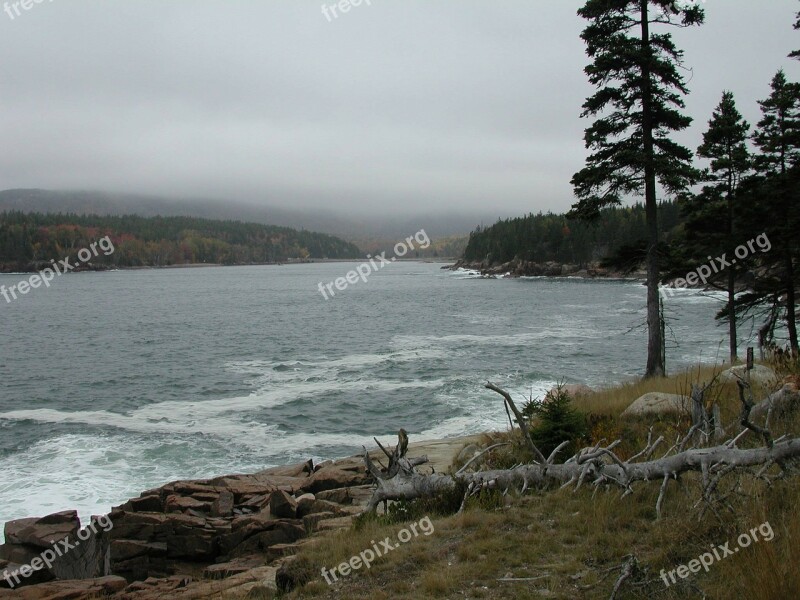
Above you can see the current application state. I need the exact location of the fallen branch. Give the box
[738,380,774,449]
[485,382,546,463]
[363,384,800,516]
[456,443,511,476]
[609,555,638,600]
[363,430,800,515]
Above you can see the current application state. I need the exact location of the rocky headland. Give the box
[446,258,644,280]
[0,436,479,600]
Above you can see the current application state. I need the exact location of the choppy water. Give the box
[0,262,748,533]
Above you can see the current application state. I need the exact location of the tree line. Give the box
[0,212,361,271]
[462,201,683,266]
[465,1,800,377]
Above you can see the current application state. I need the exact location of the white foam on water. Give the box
[0,432,273,544]
[0,349,450,438]
[445,268,482,279]
[391,328,599,352]
[0,378,446,438]
[417,378,557,441]
[226,347,447,385]
[661,287,728,304]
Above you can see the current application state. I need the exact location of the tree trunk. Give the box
[786,248,799,356]
[727,191,738,363]
[641,1,664,377]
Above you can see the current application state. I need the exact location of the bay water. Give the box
[0,262,742,533]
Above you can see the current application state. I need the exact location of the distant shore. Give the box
[446,258,645,280]
[0,257,457,275]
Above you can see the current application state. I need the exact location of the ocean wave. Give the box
[0,378,446,437]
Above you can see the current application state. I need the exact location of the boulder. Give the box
[220,513,303,557]
[108,512,169,541]
[269,490,297,519]
[300,466,368,494]
[257,461,313,478]
[203,556,265,580]
[226,522,305,559]
[211,491,234,518]
[235,494,270,514]
[164,495,209,514]
[302,512,337,533]
[0,544,41,566]
[111,541,167,562]
[48,518,111,581]
[110,511,216,562]
[4,511,80,549]
[720,364,778,388]
[128,496,163,513]
[0,559,55,588]
[119,567,276,600]
[312,460,333,473]
[334,485,375,507]
[315,487,360,505]
[0,575,126,599]
[296,499,342,519]
[621,393,689,417]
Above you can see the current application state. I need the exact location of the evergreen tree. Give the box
[751,71,800,356]
[682,92,751,363]
[569,0,703,377]
[790,3,800,61]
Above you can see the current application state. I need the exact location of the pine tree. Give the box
[790,4,800,61]
[751,71,800,356]
[569,0,703,378]
[682,92,751,363]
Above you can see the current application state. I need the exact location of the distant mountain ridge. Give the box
[0,189,501,247]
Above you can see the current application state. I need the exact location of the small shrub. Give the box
[524,386,588,459]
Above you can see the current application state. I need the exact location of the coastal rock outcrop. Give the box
[0,436,475,599]
[447,258,637,279]
[1,511,111,589]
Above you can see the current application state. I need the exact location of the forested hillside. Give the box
[0,212,361,271]
[461,201,683,266]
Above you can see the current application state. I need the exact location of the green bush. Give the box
[523,386,588,460]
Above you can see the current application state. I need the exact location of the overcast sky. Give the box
[1,0,799,218]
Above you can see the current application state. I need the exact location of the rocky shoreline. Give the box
[445,258,645,280]
[0,436,479,599]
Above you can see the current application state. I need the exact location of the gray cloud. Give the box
[1,0,798,217]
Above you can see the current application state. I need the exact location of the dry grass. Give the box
[243,360,800,600]
[572,362,780,417]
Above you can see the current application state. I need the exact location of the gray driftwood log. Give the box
[362,382,800,519]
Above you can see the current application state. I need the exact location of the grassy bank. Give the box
[258,362,800,599]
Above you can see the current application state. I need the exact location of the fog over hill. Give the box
[0,189,505,246]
